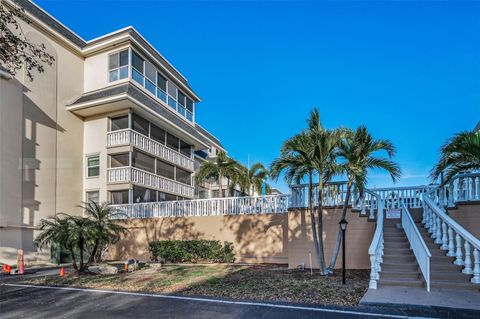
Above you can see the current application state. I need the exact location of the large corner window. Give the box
[111,115,129,131]
[132,50,145,85]
[86,154,100,177]
[108,50,129,82]
[110,190,129,204]
[156,160,175,180]
[132,151,155,173]
[167,82,177,110]
[110,153,129,168]
[176,168,192,185]
[157,73,167,102]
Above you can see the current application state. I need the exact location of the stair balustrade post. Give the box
[471,249,480,284]
[463,241,473,275]
[454,234,464,266]
[360,195,366,216]
[475,177,480,200]
[422,205,427,224]
[448,182,455,207]
[430,213,437,237]
[369,254,378,289]
[441,221,448,250]
[447,227,456,257]
[468,177,473,201]
[435,217,443,244]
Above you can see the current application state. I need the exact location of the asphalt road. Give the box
[0,284,423,319]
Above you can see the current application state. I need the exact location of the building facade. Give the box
[0,0,225,264]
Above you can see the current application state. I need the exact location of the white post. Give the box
[430,213,437,237]
[463,241,473,275]
[435,216,442,244]
[454,234,464,266]
[475,177,480,200]
[448,181,455,207]
[369,254,378,289]
[447,227,456,257]
[441,221,448,250]
[472,248,480,284]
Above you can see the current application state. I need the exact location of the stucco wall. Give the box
[110,208,375,269]
[449,203,480,238]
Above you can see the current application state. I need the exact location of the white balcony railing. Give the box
[107,129,194,171]
[370,186,433,209]
[110,194,290,219]
[107,166,194,198]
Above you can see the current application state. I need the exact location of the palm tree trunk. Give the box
[88,240,99,265]
[327,179,353,272]
[308,173,322,272]
[78,236,85,272]
[316,176,327,275]
[69,244,78,270]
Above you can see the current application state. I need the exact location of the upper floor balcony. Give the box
[107,128,194,171]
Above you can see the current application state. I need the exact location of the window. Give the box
[133,186,155,203]
[177,91,186,107]
[86,155,100,177]
[180,140,191,157]
[110,153,129,168]
[132,151,155,173]
[167,82,177,109]
[150,124,165,144]
[132,51,144,84]
[186,98,193,112]
[108,50,129,82]
[110,190,129,204]
[166,133,179,151]
[158,192,177,202]
[132,113,149,136]
[145,61,156,95]
[86,191,100,204]
[156,160,175,180]
[176,168,191,185]
[111,115,129,131]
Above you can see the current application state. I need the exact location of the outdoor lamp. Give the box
[339,218,348,285]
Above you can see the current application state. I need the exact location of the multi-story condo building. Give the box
[0,0,225,264]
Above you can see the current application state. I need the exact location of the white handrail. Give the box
[422,188,480,284]
[367,189,384,289]
[401,202,431,291]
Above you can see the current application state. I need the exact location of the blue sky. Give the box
[37,0,480,192]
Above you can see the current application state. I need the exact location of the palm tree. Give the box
[270,129,326,273]
[242,162,269,196]
[68,215,94,272]
[327,126,401,272]
[35,214,79,270]
[80,201,128,264]
[431,130,480,185]
[306,108,344,274]
[196,151,239,198]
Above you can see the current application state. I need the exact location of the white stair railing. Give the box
[401,202,432,291]
[367,189,384,289]
[431,172,480,208]
[422,190,480,285]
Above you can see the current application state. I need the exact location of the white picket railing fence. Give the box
[371,186,433,209]
[430,172,480,208]
[107,166,195,198]
[401,202,431,291]
[422,189,480,285]
[367,189,385,289]
[110,194,290,219]
[107,129,194,171]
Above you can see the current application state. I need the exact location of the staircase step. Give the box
[386,248,413,255]
[381,271,421,280]
[383,255,415,263]
[430,281,480,291]
[384,242,409,248]
[431,271,473,282]
[378,278,423,288]
[431,263,464,271]
[382,262,419,272]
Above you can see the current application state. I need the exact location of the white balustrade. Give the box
[401,202,431,291]
[370,186,433,209]
[422,190,480,285]
[110,194,290,219]
[433,172,480,207]
[368,190,384,289]
[107,129,194,171]
[108,166,194,198]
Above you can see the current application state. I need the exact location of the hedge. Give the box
[149,240,235,263]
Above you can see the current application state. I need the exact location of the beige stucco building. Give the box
[0,0,227,265]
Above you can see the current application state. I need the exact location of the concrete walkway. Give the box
[361,286,480,311]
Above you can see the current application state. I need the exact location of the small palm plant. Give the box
[196,151,240,198]
[80,201,128,264]
[327,126,401,272]
[35,214,78,270]
[431,130,480,185]
[243,162,269,196]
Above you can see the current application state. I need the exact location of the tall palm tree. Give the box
[80,201,128,264]
[327,126,401,272]
[306,108,344,274]
[196,151,239,198]
[35,214,79,270]
[271,129,326,273]
[431,130,480,185]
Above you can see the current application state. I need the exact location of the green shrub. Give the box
[149,240,235,263]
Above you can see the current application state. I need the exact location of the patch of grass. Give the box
[18,264,369,306]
